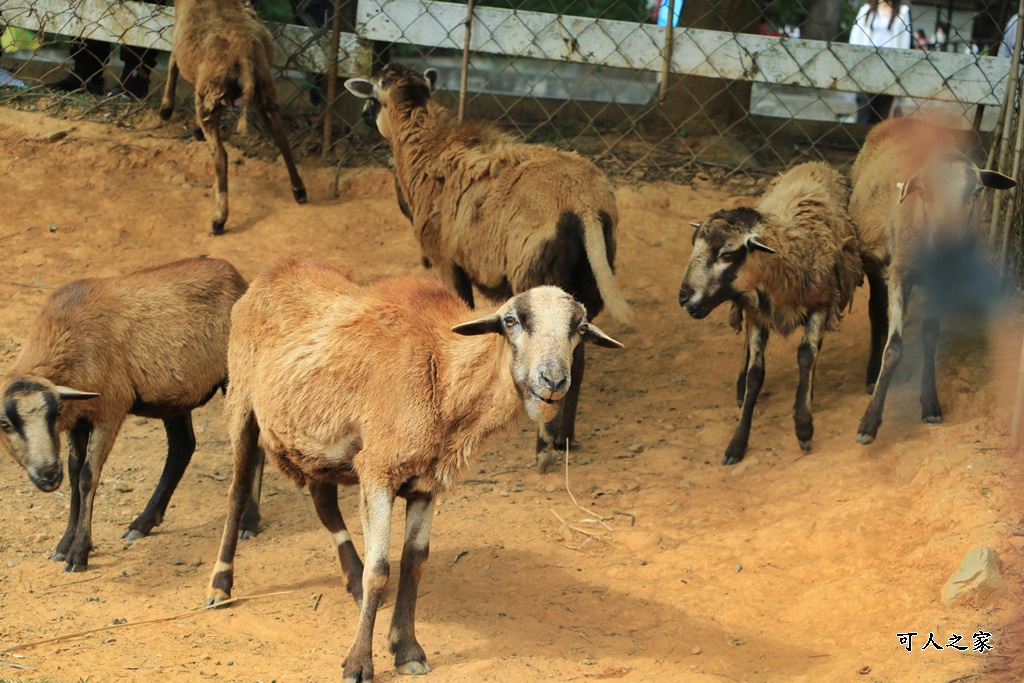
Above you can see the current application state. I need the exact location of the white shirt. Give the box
[849,3,913,50]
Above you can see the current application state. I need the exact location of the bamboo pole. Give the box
[458,0,475,123]
[1010,323,1024,450]
[322,0,343,159]
[658,0,676,101]
[998,79,1024,275]
[990,0,1024,246]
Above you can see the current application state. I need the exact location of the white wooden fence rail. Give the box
[3,0,1013,106]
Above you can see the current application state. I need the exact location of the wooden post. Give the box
[990,0,1024,247]
[1010,327,1024,450]
[658,0,676,101]
[458,0,475,123]
[322,0,344,159]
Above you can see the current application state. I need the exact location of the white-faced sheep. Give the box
[204,257,623,681]
[678,161,863,464]
[850,118,1016,444]
[159,0,307,235]
[0,258,260,572]
[344,64,631,473]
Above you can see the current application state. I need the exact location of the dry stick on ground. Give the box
[562,441,613,531]
[1,590,293,654]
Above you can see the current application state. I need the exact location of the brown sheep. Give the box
[204,257,623,681]
[678,161,862,464]
[0,258,260,572]
[159,0,307,235]
[850,118,1016,444]
[344,64,631,473]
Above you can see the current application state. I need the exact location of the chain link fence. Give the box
[0,0,1021,264]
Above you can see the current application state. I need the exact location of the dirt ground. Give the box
[0,106,1022,683]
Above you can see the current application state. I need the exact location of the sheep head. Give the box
[0,375,98,492]
[678,207,776,320]
[452,286,623,423]
[898,154,1016,249]
[345,64,439,141]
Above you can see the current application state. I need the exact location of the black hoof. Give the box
[293,187,308,204]
[123,529,146,542]
[64,561,88,573]
[239,529,257,540]
[211,220,225,235]
[159,107,173,121]
[51,551,67,562]
[722,451,744,466]
[856,432,875,445]
[798,439,812,452]
[866,383,875,395]
[193,126,205,142]
[922,414,942,424]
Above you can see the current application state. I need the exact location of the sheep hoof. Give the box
[50,551,67,562]
[855,432,875,445]
[536,450,560,474]
[211,220,226,236]
[123,529,146,542]
[865,383,876,395]
[921,412,942,424]
[396,660,431,675]
[204,592,231,609]
[239,528,257,540]
[798,439,812,452]
[293,187,308,204]
[158,107,172,121]
[721,453,744,466]
[63,561,87,573]
[193,126,205,142]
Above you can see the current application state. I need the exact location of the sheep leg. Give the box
[260,106,307,204]
[123,413,196,541]
[309,480,365,606]
[865,271,889,394]
[196,97,228,235]
[206,413,259,606]
[857,277,910,444]
[452,264,475,309]
[536,341,584,473]
[239,448,264,540]
[158,51,177,121]
[793,311,825,451]
[52,422,91,563]
[60,421,123,572]
[920,312,942,424]
[343,484,395,683]
[736,336,750,408]
[388,494,435,675]
[723,323,768,466]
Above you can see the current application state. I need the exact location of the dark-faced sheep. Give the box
[678,161,862,464]
[0,258,260,572]
[204,257,623,681]
[850,118,1016,444]
[344,64,631,473]
[159,0,307,234]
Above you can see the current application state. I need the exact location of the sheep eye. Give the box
[0,419,11,433]
[719,250,737,263]
[577,324,589,336]
[504,316,517,328]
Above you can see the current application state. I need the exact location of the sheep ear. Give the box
[898,174,924,203]
[344,78,377,99]
[54,386,99,401]
[744,235,776,254]
[452,314,504,336]
[584,324,624,350]
[980,170,1017,191]
[424,68,439,92]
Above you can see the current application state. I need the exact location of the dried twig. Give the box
[577,631,598,646]
[562,442,612,531]
[462,478,497,484]
[0,661,35,671]
[1,589,293,654]
[312,593,322,611]
[40,574,102,592]
[613,510,635,526]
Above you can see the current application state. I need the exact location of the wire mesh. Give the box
[0,0,1020,242]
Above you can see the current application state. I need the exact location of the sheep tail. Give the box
[235,62,256,136]
[581,212,633,326]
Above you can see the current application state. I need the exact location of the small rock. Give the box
[191,556,203,568]
[169,556,186,566]
[691,646,702,655]
[730,457,760,476]
[113,483,133,493]
[543,484,557,493]
[941,546,1005,607]
[626,443,644,454]
[735,564,742,573]
[27,533,47,543]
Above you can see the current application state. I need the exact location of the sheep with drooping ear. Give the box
[850,118,1016,444]
[204,257,623,681]
[344,63,631,474]
[0,258,262,572]
[679,161,862,464]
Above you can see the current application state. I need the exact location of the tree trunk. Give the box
[801,0,844,42]
[652,0,760,135]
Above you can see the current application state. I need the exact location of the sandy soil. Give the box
[0,107,1021,683]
